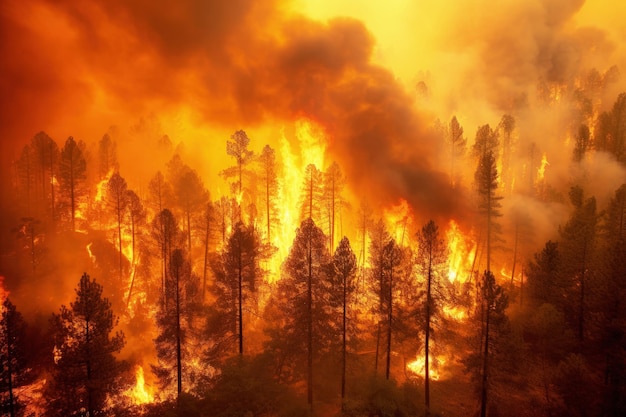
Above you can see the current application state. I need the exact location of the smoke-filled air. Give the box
[0,0,624,416]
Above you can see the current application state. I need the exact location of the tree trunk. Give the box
[175,263,182,396]
[341,267,347,411]
[425,253,432,411]
[238,231,244,356]
[480,291,490,417]
[385,253,393,381]
[307,226,314,409]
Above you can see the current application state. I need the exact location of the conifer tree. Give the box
[47,273,127,416]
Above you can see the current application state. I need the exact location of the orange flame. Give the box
[407,354,446,381]
[445,220,475,283]
[126,365,153,405]
[537,153,549,182]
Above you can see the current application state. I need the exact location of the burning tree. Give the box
[47,273,128,416]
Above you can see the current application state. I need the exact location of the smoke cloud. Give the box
[1,0,624,228]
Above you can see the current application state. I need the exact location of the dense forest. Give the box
[1,1,625,416]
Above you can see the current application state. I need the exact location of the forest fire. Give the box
[127,366,153,405]
[1,1,625,417]
[445,220,476,283]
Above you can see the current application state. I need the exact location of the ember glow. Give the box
[1,1,625,416]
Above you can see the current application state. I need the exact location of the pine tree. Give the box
[59,136,87,231]
[328,237,357,410]
[415,220,448,411]
[269,219,331,411]
[47,273,127,416]
[448,116,467,188]
[153,249,199,399]
[174,169,209,269]
[257,145,279,243]
[323,162,345,252]
[222,130,255,221]
[106,172,129,280]
[98,133,118,180]
[0,299,28,417]
[209,222,264,357]
[559,186,598,342]
[475,150,503,271]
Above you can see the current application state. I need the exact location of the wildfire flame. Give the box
[537,152,549,182]
[446,220,475,283]
[407,354,446,381]
[127,365,153,405]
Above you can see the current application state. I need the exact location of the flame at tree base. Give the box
[127,365,153,405]
[407,354,447,381]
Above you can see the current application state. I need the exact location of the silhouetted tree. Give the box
[31,131,59,221]
[125,189,146,306]
[222,130,254,221]
[106,172,129,280]
[257,144,279,243]
[59,136,87,231]
[559,186,598,342]
[268,219,331,411]
[573,124,591,163]
[328,236,357,410]
[148,170,173,215]
[153,249,198,400]
[594,92,626,164]
[174,169,209,269]
[300,164,324,224]
[47,273,127,416]
[448,116,467,188]
[526,241,563,308]
[98,133,118,180]
[209,222,264,357]
[475,150,503,271]
[323,162,346,252]
[151,209,181,306]
[469,271,509,417]
[472,124,499,161]
[15,145,35,216]
[200,201,215,302]
[415,220,448,411]
[0,299,28,417]
[498,115,515,194]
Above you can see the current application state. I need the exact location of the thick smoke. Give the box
[1,0,624,229]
